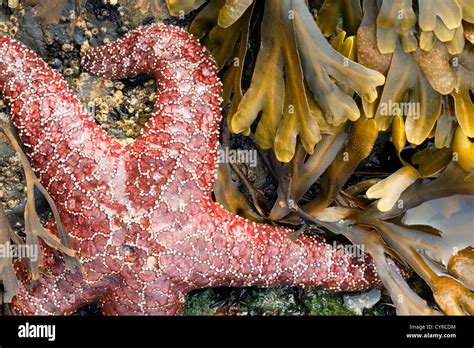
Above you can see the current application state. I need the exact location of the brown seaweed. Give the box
[0,119,80,302]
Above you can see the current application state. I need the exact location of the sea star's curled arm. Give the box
[82,25,223,202]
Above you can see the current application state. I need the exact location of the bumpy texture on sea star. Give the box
[0,24,382,315]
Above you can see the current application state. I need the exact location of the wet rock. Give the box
[0,140,24,218]
[116,25,127,34]
[72,302,102,316]
[15,8,45,56]
[73,30,87,44]
[1,1,13,15]
[86,0,121,22]
[142,16,155,25]
[0,141,15,165]
[48,57,63,70]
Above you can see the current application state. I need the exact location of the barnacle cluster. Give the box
[170,0,474,315]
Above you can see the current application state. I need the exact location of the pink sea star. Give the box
[0,24,383,315]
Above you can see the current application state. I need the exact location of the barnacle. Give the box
[22,0,68,25]
[0,120,80,302]
[1,0,471,316]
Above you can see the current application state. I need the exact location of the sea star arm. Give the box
[0,36,124,218]
[97,201,383,315]
[153,202,381,313]
[12,240,110,315]
[203,204,381,291]
[0,37,132,314]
